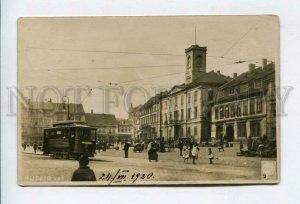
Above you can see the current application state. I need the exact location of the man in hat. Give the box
[71,154,96,181]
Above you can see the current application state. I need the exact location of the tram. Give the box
[43,120,97,159]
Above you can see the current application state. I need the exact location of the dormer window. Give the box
[229,87,235,95]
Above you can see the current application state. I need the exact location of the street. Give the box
[20,146,275,185]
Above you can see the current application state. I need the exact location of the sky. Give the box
[17,16,279,118]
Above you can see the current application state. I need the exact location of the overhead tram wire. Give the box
[25,46,236,61]
[221,21,261,58]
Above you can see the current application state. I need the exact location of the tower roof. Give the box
[185,44,207,53]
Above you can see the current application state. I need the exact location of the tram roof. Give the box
[50,120,96,129]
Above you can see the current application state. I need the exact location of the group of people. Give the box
[22,142,39,154]
[178,140,215,165]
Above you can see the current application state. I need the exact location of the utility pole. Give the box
[63,96,70,120]
[159,93,164,152]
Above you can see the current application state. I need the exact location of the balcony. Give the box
[164,120,182,125]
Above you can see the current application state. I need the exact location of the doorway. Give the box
[226,125,234,142]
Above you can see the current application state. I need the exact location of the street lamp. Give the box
[62,96,70,120]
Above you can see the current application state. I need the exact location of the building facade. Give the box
[211,60,276,141]
[21,99,86,143]
[137,44,231,143]
[117,118,134,141]
[85,112,118,143]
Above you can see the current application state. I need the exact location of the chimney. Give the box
[248,64,255,72]
[233,73,237,78]
[91,109,93,114]
[262,58,267,68]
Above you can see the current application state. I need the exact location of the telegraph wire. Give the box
[221,21,261,57]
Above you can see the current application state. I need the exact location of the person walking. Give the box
[124,140,130,158]
[208,148,214,164]
[33,142,38,154]
[183,146,190,163]
[191,143,199,165]
[178,140,183,156]
[71,154,96,181]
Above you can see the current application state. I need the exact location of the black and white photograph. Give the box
[17,16,280,185]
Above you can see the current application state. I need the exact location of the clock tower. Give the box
[185,45,207,84]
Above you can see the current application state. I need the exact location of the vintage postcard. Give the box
[17,16,280,185]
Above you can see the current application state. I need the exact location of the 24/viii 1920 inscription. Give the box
[98,169,155,184]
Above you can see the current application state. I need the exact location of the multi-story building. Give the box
[21,99,85,143]
[211,60,276,141]
[128,104,142,140]
[85,111,118,143]
[138,44,231,143]
[117,118,134,141]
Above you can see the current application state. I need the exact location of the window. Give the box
[240,84,249,93]
[57,115,63,121]
[250,99,255,114]
[271,102,276,117]
[181,95,184,106]
[254,80,262,89]
[181,109,184,121]
[250,121,261,137]
[194,91,198,102]
[237,122,247,138]
[165,101,167,110]
[175,96,178,107]
[256,98,262,113]
[194,107,198,118]
[169,112,172,121]
[229,87,235,95]
[194,126,198,136]
[165,113,168,122]
[243,100,248,115]
[208,90,214,101]
[174,110,179,120]
[187,108,191,119]
[215,107,219,120]
[220,106,224,119]
[236,102,241,117]
[230,104,235,117]
[225,105,229,118]
[187,127,191,137]
[188,93,191,104]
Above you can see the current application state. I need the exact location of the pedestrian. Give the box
[22,142,27,151]
[102,140,107,152]
[178,140,183,156]
[124,140,130,158]
[148,143,158,162]
[247,136,253,152]
[208,148,214,164]
[183,146,190,163]
[218,134,224,152]
[71,154,96,181]
[33,142,38,154]
[191,143,199,165]
[239,141,244,152]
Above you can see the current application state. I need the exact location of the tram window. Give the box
[91,130,96,141]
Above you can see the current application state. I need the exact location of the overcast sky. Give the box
[18,16,279,118]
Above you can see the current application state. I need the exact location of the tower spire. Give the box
[195,26,197,45]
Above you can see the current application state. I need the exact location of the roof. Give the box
[25,101,85,114]
[140,91,168,110]
[129,104,143,113]
[219,63,275,90]
[168,71,231,95]
[85,113,118,127]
